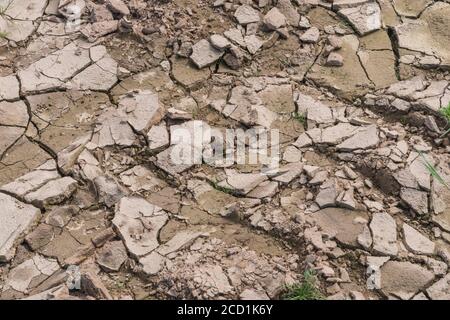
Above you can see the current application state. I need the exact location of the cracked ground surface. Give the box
[0,0,450,300]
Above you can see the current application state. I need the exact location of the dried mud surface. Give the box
[0,0,450,300]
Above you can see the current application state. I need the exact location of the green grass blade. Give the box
[438,102,450,137]
[419,151,449,189]
[292,112,306,126]
[440,127,450,138]
[283,270,324,300]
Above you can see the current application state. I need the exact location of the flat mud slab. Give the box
[0,0,449,301]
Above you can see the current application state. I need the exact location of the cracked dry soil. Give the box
[1,0,450,301]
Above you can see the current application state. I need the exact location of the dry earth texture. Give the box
[0,0,450,300]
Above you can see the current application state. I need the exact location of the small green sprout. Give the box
[293,112,306,126]
[440,102,450,137]
[283,270,325,300]
[419,151,449,190]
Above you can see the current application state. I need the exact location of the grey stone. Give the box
[298,16,311,29]
[119,165,165,193]
[338,2,381,36]
[327,35,343,49]
[316,184,337,208]
[0,163,60,198]
[309,171,329,185]
[147,123,169,151]
[343,166,358,180]
[224,28,246,47]
[2,255,59,294]
[272,162,304,184]
[407,153,432,191]
[320,123,361,145]
[394,169,419,189]
[0,193,41,262]
[336,188,356,210]
[96,241,128,272]
[393,3,450,69]
[69,55,118,91]
[118,90,165,132]
[370,212,398,256]
[80,21,119,42]
[300,27,320,43]
[157,231,205,256]
[326,52,344,67]
[156,146,198,176]
[234,5,261,25]
[264,8,286,30]
[295,93,334,125]
[391,98,411,112]
[364,200,384,212]
[190,39,224,68]
[25,223,58,251]
[18,43,118,94]
[293,133,312,148]
[412,292,429,300]
[400,188,429,215]
[226,104,278,128]
[333,0,371,10]
[0,75,20,100]
[312,208,369,247]
[24,177,78,208]
[219,171,268,195]
[106,0,130,16]
[381,261,434,300]
[433,211,450,233]
[337,125,379,151]
[244,35,264,54]
[283,146,302,163]
[403,223,435,255]
[277,0,300,26]
[426,274,450,300]
[91,110,137,148]
[139,251,165,276]
[247,181,279,199]
[387,76,427,99]
[20,43,90,90]
[209,34,231,50]
[113,197,168,258]
[0,0,47,42]
[94,175,127,208]
[240,289,270,300]
[357,225,373,249]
